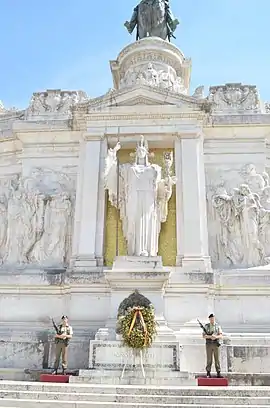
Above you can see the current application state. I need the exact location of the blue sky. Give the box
[1,0,270,108]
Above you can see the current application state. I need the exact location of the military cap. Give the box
[61,315,68,319]
[208,313,214,318]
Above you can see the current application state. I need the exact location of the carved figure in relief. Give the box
[212,184,265,268]
[104,135,176,257]
[242,164,266,195]
[237,185,264,266]
[212,187,244,267]
[45,193,72,264]
[262,172,269,188]
[120,62,186,94]
[125,0,179,42]
[0,195,7,263]
[2,169,74,267]
[6,188,27,264]
[260,186,270,210]
[145,63,158,86]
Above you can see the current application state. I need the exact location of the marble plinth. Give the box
[89,340,181,370]
[82,339,196,386]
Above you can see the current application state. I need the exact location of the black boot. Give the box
[52,369,58,375]
[217,371,222,378]
[62,368,66,375]
[206,371,211,378]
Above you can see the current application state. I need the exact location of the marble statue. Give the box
[124,0,179,41]
[104,135,176,257]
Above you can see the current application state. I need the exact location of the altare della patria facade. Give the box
[1,0,270,386]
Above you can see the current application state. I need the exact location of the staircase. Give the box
[0,381,270,407]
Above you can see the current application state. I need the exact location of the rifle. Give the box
[52,318,61,335]
[197,319,208,336]
[197,319,221,347]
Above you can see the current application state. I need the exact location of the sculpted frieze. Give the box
[208,83,261,114]
[208,164,270,268]
[265,103,270,113]
[25,89,88,119]
[120,62,187,94]
[0,168,75,268]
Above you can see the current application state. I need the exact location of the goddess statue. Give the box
[104,136,176,257]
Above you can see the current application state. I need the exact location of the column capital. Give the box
[82,132,105,141]
[176,129,204,140]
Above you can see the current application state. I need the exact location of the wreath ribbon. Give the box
[127,307,148,346]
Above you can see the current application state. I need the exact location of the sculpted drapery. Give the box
[104,136,176,257]
[212,179,270,268]
[0,169,74,267]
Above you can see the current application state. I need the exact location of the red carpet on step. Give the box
[40,374,69,383]
[198,377,228,386]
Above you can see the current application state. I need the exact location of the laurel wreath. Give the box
[118,305,157,349]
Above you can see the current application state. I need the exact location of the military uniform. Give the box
[203,316,222,377]
[53,321,73,374]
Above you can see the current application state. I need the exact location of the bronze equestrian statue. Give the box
[124,0,179,42]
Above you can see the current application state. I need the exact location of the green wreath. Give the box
[118,305,157,349]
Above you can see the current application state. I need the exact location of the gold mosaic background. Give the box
[104,149,176,266]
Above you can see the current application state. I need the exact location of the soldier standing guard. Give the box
[203,313,223,378]
[52,315,73,375]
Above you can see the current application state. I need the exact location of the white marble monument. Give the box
[1,28,270,382]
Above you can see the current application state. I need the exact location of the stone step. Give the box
[0,390,269,405]
[0,401,268,408]
[2,382,270,397]
[73,369,196,386]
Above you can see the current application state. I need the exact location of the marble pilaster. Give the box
[175,133,211,272]
[71,138,102,270]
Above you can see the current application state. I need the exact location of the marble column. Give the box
[175,133,211,272]
[71,138,103,271]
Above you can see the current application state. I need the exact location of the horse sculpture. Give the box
[125,0,179,42]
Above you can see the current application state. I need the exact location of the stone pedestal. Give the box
[95,256,175,341]
[78,339,195,386]
[82,255,193,385]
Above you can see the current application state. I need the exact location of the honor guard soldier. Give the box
[203,313,223,378]
[52,315,73,375]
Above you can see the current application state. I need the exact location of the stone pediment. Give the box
[77,86,206,113]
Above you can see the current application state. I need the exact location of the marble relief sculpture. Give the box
[208,83,261,114]
[104,135,176,257]
[210,165,270,268]
[25,90,87,118]
[0,168,74,267]
[120,62,186,94]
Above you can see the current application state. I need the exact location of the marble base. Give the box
[112,256,164,270]
[89,340,181,371]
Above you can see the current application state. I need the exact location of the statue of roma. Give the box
[104,136,176,257]
[124,0,179,42]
